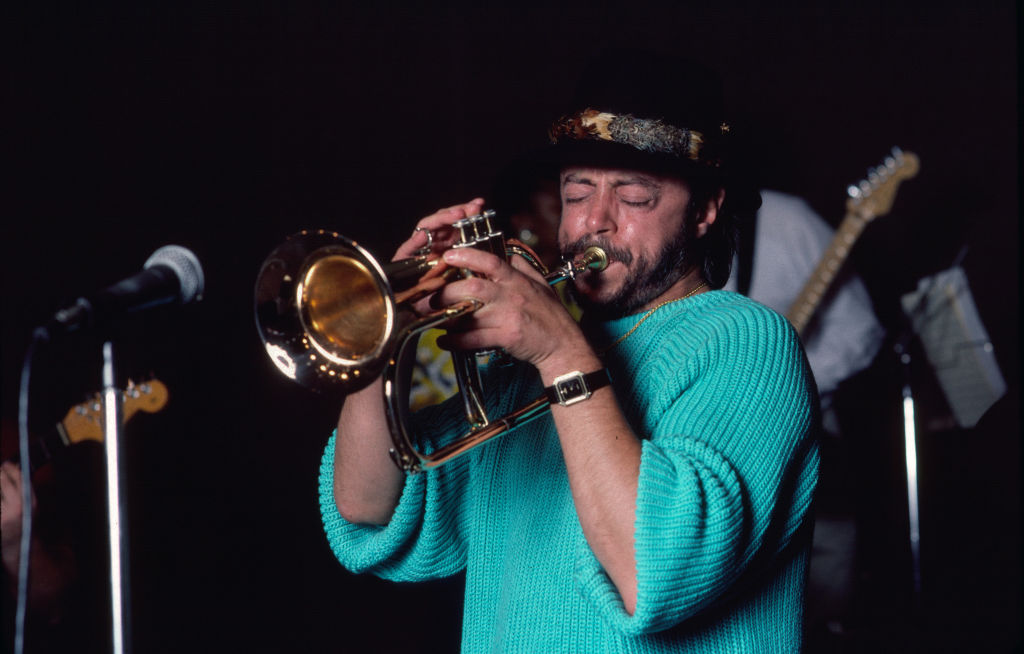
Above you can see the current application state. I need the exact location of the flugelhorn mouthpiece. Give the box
[578,246,608,273]
[544,246,608,285]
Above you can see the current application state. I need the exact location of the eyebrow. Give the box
[612,176,660,190]
[562,173,661,189]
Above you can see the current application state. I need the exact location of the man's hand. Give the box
[394,198,486,262]
[434,246,596,380]
[1,461,32,573]
[389,198,486,315]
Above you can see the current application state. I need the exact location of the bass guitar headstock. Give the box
[60,378,169,445]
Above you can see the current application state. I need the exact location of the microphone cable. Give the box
[14,326,49,654]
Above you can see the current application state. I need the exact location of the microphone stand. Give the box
[893,330,922,604]
[102,341,132,654]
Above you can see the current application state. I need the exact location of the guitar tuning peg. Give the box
[859,180,872,194]
[891,146,904,158]
[883,156,897,170]
[847,184,861,198]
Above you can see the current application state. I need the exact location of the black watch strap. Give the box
[544,368,612,407]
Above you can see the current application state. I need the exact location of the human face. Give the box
[558,166,701,317]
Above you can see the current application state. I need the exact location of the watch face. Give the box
[555,372,590,405]
[558,377,585,399]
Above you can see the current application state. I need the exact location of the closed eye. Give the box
[614,180,659,208]
[620,198,653,207]
[617,191,656,207]
[562,181,594,204]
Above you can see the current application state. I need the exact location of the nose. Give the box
[584,190,617,235]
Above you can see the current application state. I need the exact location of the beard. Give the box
[561,225,693,320]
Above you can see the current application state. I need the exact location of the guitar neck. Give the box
[784,148,919,336]
[785,210,870,335]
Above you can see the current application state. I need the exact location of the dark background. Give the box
[2,1,1019,652]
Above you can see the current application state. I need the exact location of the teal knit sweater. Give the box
[319,291,819,652]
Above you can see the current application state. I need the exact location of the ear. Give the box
[695,188,726,238]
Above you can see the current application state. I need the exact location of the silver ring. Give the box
[414,227,433,256]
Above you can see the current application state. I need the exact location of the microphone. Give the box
[47,245,205,337]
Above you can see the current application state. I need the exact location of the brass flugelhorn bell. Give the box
[254,210,607,472]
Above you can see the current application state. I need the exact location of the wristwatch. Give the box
[544,369,612,407]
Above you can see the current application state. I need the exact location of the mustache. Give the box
[561,236,633,267]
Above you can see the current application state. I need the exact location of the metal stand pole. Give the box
[895,339,922,600]
[102,341,132,654]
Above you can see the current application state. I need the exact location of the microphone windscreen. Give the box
[144,245,205,304]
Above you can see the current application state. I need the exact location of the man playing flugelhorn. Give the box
[320,49,819,653]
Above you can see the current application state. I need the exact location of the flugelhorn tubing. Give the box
[384,244,608,473]
[382,240,606,292]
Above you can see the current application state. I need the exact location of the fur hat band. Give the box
[549,108,728,166]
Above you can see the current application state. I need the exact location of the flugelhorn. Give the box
[254,210,607,472]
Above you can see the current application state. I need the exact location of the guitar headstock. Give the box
[846,147,920,221]
[60,378,169,445]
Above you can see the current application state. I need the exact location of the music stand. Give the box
[898,264,1007,595]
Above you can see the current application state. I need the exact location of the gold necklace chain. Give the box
[601,281,708,353]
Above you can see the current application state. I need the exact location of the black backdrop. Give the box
[3,2,1019,652]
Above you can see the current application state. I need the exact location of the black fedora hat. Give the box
[538,48,761,289]
[545,47,744,186]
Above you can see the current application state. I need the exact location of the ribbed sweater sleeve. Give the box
[577,294,818,634]
[318,400,473,581]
